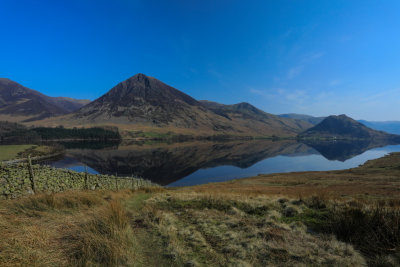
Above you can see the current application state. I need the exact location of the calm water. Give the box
[41,139,400,186]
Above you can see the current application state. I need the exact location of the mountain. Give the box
[358,120,400,135]
[300,114,400,140]
[279,113,325,125]
[57,73,312,137]
[0,78,90,122]
[73,73,205,127]
[279,113,400,135]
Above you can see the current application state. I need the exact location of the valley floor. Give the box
[1,153,400,266]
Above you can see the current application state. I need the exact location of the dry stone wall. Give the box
[0,163,157,199]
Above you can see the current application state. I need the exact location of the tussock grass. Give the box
[63,199,135,266]
[0,190,138,267]
[140,192,366,266]
[12,191,103,216]
[280,195,400,266]
[327,201,400,266]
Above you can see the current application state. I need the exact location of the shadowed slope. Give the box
[0,78,90,121]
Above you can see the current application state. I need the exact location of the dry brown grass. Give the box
[140,191,366,266]
[0,190,137,267]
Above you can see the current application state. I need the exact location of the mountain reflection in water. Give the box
[43,139,400,186]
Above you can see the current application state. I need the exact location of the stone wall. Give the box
[0,163,158,199]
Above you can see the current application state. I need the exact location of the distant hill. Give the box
[300,114,400,140]
[49,73,312,137]
[279,113,325,125]
[0,78,90,122]
[280,113,400,136]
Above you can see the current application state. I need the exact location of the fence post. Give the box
[84,165,88,190]
[27,155,36,193]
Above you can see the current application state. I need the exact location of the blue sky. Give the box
[1,0,400,120]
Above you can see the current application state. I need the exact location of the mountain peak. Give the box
[235,102,252,107]
[128,73,150,82]
[74,73,201,125]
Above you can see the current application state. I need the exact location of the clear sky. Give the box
[1,0,400,121]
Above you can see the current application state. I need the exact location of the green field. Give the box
[0,145,35,161]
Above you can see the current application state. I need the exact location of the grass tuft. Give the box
[64,199,134,266]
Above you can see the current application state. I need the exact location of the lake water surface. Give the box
[42,139,400,186]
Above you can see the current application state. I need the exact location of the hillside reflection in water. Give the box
[42,139,400,186]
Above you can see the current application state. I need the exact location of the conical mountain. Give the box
[74,73,206,127]
[43,73,312,136]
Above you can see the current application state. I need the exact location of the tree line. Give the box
[0,121,121,142]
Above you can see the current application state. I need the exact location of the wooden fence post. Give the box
[84,165,88,190]
[27,155,36,193]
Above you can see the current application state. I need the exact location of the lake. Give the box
[41,139,400,186]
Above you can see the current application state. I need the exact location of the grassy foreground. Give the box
[1,153,400,266]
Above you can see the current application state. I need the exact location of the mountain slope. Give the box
[300,114,400,140]
[0,78,90,121]
[47,97,90,113]
[62,73,312,136]
[200,100,313,134]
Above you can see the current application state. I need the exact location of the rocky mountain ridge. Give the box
[0,78,90,121]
